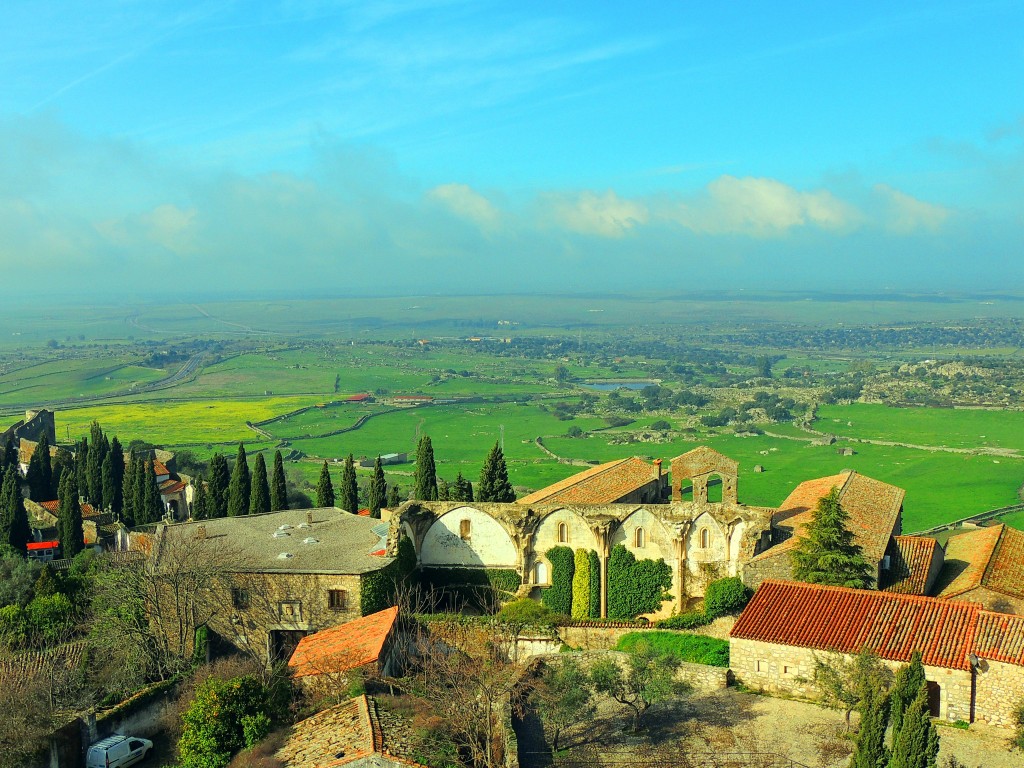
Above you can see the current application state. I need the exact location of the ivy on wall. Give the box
[571,549,591,619]
[360,536,423,616]
[588,549,601,619]
[606,544,672,620]
[541,546,575,615]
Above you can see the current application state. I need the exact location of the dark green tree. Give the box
[341,454,358,513]
[191,474,210,520]
[104,436,125,518]
[121,454,137,526]
[51,448,74,502]
[850,679,890,768]
[26,434,53,501]
[270,451,288,511]
[386,484,402,508]
[437,477,450,502]
[75,437,90,501]
[477,441,515,502]
[316,461,335,507]
[451,471,473,503]
[101,450,117,513]
[56,471,84,559]
[791,487,873,589]
[87,422,107,508]
[414,435,438,501]
[2,436,15,471]
[888,684,939,768]
[1,468,30,555]
[891,651,927,737]
[133,454,148,523]
[368,456,386,518]
[142,459,164,524]
[208,453,230,519]
[227,444,250,517]
[249,453,271,515]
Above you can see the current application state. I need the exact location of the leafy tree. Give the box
[368,456,386,518]
[851,678,890,768]
[533,657,595,752]
[888,684,939,768]
[316,461,335,507]
[227,444,250,517]
[386,484,402,508]
[791,487,873,589]
[270,450,288,511]
[813,646,893,729]
[0,549,40,607]
[208,453,230,518]
[177,675,280,768]
[590,640,685,732]
[607,544,672,620]
[191,474,209,520]
[1,470,30,555]
[249,453,271,515]
[56,471,84,558]
[891,651,927,738]
[341,454,358,513]
[704,577,752,617]
[414,435,438,501]
[477,441,515,502]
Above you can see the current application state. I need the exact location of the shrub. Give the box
[607,545,672,620]
[571,550,590,619]
[178,675,281,768]
[587,550,601,619]
[496,598,558,627]
[656,611,712,630]
[704,577,752,617]
[650,420,671,431]
[542,547,575,616]
[614,631,730,667]
[1013,699,1024,751]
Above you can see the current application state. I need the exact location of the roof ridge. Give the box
[759,578,978,608]
[979,523,1008,586]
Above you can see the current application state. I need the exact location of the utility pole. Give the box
[499,424,504,451]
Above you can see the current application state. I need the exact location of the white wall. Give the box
[534,508,599,561]
[420,506,518,567]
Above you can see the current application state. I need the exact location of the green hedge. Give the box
[606,544,672,620]
[571,549,590,619]
[656,611,713,630]
[587,549,601,618]
[614,631,730,667]
[541,546,575,615]
[704,576,752,617]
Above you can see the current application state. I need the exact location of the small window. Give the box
[756,660,766,673]
[783,665,793,676]
[279,601,302,621]
[700,528,710,549]
[635,527,646,548]
[534,561,549,585]
[460,519,471,540]
[231,588,250,609]
[328,589,348,610]
[558,522,568,543]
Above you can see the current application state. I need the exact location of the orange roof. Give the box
[518,457,658,505]
[39,499,99,518]
[152,460,169,476]
[881,536,941,595]
[288,607,399,678]
[730,580,980,670]
[937,524,1024,601]
[159,479,187,494]
[751,471,904,566]
[973,611,1024,666]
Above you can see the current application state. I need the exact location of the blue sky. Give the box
[2,0,1022,299]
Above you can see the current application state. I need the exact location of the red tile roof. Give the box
[730,580,980,670]
[881,536,941,595]
[27,541,59,551]
[39,499,99,518]
[937,524,1024,601]
[288,607,399,679]
[518,457,658,505]
[159,479,187,494]
[152,460,169,476]
[973,611,1024,666]
[347,393,372,402]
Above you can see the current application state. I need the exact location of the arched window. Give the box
[635,527,646,548]
[700,527,710,549]
[534,561,549,585]
[557,522,568,543]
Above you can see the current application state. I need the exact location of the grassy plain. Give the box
[0,358,169,407]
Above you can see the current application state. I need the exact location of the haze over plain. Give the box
[2,1,1022,301]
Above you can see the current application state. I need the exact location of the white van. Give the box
[85,735,153,768]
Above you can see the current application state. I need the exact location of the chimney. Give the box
[196,525,206,540]
[306,510,313,525]
[653,459,662,481]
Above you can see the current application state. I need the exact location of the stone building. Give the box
[729,579,1024,727]
[879,535,945,595]
[1,409,56,455]
[935,524,1024,614]
[517,456,667,505]
[153,508,394,664]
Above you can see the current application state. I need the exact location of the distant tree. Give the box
[888,684,939,768]
[368,457,386,518]
[437,478,450,502]
[227,444,250,517]
[121,454,137,526]
[191,474,210,520]
[791,487,873,589]
[316,461,335,508]
[341,454,358,513]
[142,459,164,524]
[451,472,474,503]
[890,651,927,737]
[756,355,774,379]
[249,453,271,515]
[270,451,288,511]
[56,471,84,558]
[386,484,402,508]
[533,657,595,752]
[477,441,515,502]
[589,640,686,732]
[1,469,30,555]
[414,436,438,501]
[208,453,231,518]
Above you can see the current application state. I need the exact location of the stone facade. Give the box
[974,658,1024,727]
[1,409,56,452]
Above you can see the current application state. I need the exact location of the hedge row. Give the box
[607,545,672,620]
[541,546,575,615]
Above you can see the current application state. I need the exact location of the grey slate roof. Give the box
[156,507,393,575]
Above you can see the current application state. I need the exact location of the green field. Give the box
[0,358,170,406]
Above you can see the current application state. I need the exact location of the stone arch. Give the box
[686,511,729,591]
[611,508,675,566]
[534,508,599,554]
[670,446,738,504]
[420,506,518,567]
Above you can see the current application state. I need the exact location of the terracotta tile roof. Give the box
[973,611,1024,666]
[518,457,657,505]
[18,439,59,466]
[288,607,399,678]
[751,471,903,566]
[275,696,374,767]
[881,536,941,595]
[159,479,187,494]
[39,499,99,518]
[936,524,1024,601]
[152,460,169,476]
[730,579,980,670]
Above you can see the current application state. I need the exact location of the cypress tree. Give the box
[87,422,107,508]
[57,470,84,558]
[888,684,939,768]
[791,487,873,589]
[134,454,147,523]
[386,484,402,508]
[2,436,15,471]
[270,450,288,511]
[450,471,473,503]
[316,461,335,507]
[208,453,231,518]
[891,651,927,737]
[106,436,125,518]
[850,681,890,768]
[142,459,164,523]
[227,443,250,517]
[101,450,116,512]
[437,478,450,502]
[192,474,209,520]
[414,435,438,501]
[51,448,73,502]
[478,441,515,502]
[121,454,136,526]
[249,453,271,515]
[3,469,30,555]
[341,454,358,513]
[368,456,386,518]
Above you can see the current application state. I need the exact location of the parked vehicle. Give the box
[85,735,153,768]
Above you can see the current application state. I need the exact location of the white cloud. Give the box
[873,184,950,234]
[546,190,648,238]
[428,183,500,230]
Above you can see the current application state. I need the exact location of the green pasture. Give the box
[0,358,169,407]
[816,403,1024,452]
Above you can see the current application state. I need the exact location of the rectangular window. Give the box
[231,588,250,609]
[783,665,793,676]
[460,519,471,540]
[328,589,348,610]
[756,660,766,673]
[278,600,302,621]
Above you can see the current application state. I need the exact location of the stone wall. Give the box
[558,624,645,651]
[974,658,1024,728]
[742,552,796,589]
[421,506,518,567]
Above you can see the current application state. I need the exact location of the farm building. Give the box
[935,524,1024,614]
